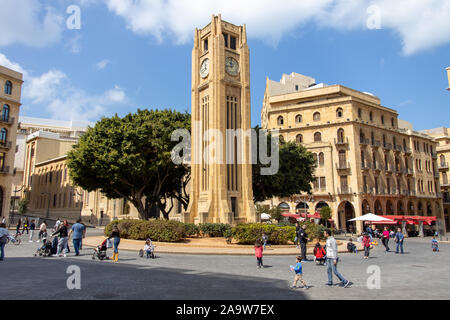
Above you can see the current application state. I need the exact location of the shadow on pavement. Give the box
[0,257,308,300]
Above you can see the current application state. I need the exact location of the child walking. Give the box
[254,240,264,268]
[290,256,309,289]
[432,236,439,252]
[362,233,371,259]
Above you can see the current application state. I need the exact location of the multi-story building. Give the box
[0,65,23,219]
[419,127,450,231]
[447,67,450,90]
[260,72,445,234]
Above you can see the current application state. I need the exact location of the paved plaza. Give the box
[1,228,449,300]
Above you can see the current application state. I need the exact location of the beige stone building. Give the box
[184,15,257,224]
[447,67,450,90]
[419,127,450,230]
[260,72,445,234]
[21,129,140,225]
[0,65,23,219]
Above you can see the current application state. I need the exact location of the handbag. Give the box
[106,239,113,248]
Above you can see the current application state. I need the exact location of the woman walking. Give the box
[22,218,29,235]
[51,220,69,257]
[108,225,121,262]
[382,227,390,252]
[15,218,22,236]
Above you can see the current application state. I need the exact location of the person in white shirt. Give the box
[0,223,13,261]
[324,229,350,288]
[143,239,154,259]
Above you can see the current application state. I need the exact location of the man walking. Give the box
[68,218,85,256]
[395,227,404,254]
[298,224,309,261]
[324,229,350,288]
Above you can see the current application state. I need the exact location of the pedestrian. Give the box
[22,218,29,235]
[1,216,5,224]
[382,226,390,252]
[54,218,61,232]
[313,242,327,265]
[29,219,36,242]
[68,218,85,256]
[295,222,301,249]
[38,221,47,242]
[347,238,357,254]
[80,221,86,250]
[431,236,439,252]
[51,220,69,257]
[0,223,12,261]
[108,225,121,262]
[261,232,269,250]
[362,233,371,259]
[324,229,350,288]
[366,225,373,242]
[15,218,22,236]
[290,256,309,289]
[394,227,404,254]
[254,239,264,269]
[298,224,310,261]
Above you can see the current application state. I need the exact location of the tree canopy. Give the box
[66,109,190,220]
[252,126,316,203]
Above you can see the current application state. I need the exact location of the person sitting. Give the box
[144,239,155,259]
[347,238,357,253]
[313,242,326,265]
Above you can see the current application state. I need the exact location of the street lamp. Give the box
[10,185,24,220]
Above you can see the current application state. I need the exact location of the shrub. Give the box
[104,219,185,242]
[184,223,200,237]
[198,223,232,237]
[231,223,296,245]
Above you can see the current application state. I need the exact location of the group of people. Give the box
[254,228,351,289]
[358,226,406,258]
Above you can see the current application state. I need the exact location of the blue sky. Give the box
[0,0,449,130]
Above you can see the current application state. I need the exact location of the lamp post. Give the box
[10,185,24,221]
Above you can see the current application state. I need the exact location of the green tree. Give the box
[319,206,332,227]
[67,109,190,220]
[17,199,29,215]
[252,126,316,202]
[268,206,283,222]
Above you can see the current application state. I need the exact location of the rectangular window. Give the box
[230,36,236,50]
[223,33,228,47]
[204,39,208,52]
[320,177,326,190]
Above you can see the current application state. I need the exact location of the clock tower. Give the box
[184,15,257,224]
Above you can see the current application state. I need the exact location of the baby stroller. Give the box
[34,233,55,257]
[92,238,109,260]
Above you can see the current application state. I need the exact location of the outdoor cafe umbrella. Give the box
[348,213,394,223]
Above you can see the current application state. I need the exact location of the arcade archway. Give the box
[338,201,355,232]
[374,200,383,215]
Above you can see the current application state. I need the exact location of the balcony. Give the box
[371,140,381,148]
[336,162,351,172]
[434,171,440,179]
[373,163,383,172]
[0,166,9,174]
[361,162,371,171]
[395,168,405,176]
[360,187,372,194]
[337,187,353,195]
[393,145,403,153]
[0,141,12,150]
[0,116,14,125]
[383,142,392,151]
[385,165,393,174]
[405,168,414,176]
[404,147,412,154]
[438,162,449,171]
[360,138,370,146]
[432,152,438,159]
[334,137,349,147]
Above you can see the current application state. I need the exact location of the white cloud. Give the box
[105,0,450,55]
[0,53,127,121]
[95,59,111,70]
[0,0,64,48]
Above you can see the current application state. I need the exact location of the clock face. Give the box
[200,58,210,78]
[225,57,239,76]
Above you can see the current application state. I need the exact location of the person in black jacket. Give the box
[298,225,310,261]
[51,220,69,257]
[108,225,121,262]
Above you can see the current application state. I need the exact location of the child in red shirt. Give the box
[313,242,326,265]
[362,233,371,259]
[254,240,264,268]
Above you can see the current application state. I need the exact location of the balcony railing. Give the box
[394,145,403,152]
[337,187,353,195]
[371,140,381,148]
[336,162,351,170]
[334,137,349,146]
[0,141,12,149]
[0,116,14,125]
[439,162,449,171]
[0,166,9,174]
[360,138,370,145]
[361,162,371,170]
[404,146,412,154]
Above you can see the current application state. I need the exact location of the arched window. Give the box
[381,115,385,125]
[313,112,320,121]
[4,81,12,95]
[358,108,362,118]
[1,105,9,122]
[0,128,7,143]
[391,117,395,127]
[312,153,318,164]
[337,128,345,143]
[277,116,284,126]
[295,114,302,123]
[336,108,343,118]
[314,132,322,142]
[296,134,303,144]
[440,155,446,166]
[319,152,325,166]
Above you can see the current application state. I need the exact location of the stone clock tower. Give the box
[184,15,257,224]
